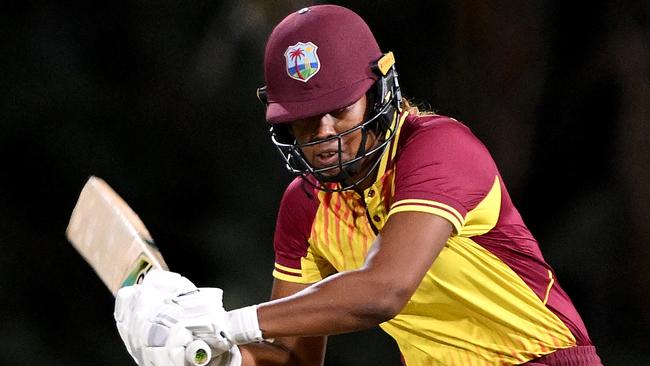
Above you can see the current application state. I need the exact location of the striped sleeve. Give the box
[390,116,500,233]
[389,199,465,233]
[273,262,302,279]
[272,177,324,284]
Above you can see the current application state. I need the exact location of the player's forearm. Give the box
[239,342,291,365]
[239,339,325,366]
[256,268,405,338]
[229,213,450,346]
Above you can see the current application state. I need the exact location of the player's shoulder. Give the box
[398,113,483,153]
[279,176,320,211]
[402,113,473,141]
[276,176,321,236]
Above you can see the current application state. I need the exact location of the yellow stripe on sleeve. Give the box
[388,199,464,234]
[272,262,309,283]
[391,199,464,223]
[274,262,302,274]
[272,269,311,283]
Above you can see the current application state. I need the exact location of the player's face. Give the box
[289,94,377,178]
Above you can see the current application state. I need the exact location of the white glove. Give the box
[171,287,232,354]
[167,287,251,366]
[115,270,198,365]
[173,290,264,346]
[115,270,222,366]
[115,270,261,366]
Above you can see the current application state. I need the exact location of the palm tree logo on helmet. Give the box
[284,42,320,82]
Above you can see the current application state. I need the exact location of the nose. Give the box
[312,114,337,141]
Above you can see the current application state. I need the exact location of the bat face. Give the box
[65,177,213,366]
[66,176,168,295]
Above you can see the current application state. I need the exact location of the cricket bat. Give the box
[66,176,212,366]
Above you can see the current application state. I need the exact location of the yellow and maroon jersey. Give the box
[272,112,592,365]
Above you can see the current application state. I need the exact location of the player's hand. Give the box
[171,287,233,354]
[114,270,242,366]
[148,287,241,366]
[173,289,264,347]
[114,270,202,365]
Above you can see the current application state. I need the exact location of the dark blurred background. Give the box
[1,0,648,365]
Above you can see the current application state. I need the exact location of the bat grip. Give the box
[185,339,212,366]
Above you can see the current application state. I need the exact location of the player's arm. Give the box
[256,210,451,338]
[115,210,450,364]
[238,280,326,366]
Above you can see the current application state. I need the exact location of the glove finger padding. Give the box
[141,270,198,296]
[174,288,233,355]
[146,301,187,347]
[141,321,195,366]
[116,283,174,364]
[115,270,200,365]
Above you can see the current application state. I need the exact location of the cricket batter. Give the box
[114,4,603,365]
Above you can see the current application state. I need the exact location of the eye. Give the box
[288,119,317,142]
[330,104,353,118]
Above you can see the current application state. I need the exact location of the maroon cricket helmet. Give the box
[262,5,383,124]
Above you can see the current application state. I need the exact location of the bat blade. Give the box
[65,176,212,365]
[66,176,168,295]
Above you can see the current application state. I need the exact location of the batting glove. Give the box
[172,289,264,347]
[114,270,201,366]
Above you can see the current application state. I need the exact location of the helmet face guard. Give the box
[265,54,402,192]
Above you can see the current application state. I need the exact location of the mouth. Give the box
[314,150,341,169]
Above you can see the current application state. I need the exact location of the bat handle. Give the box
[185,339,212,366]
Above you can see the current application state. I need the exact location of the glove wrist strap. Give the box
[225,305,264,345]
